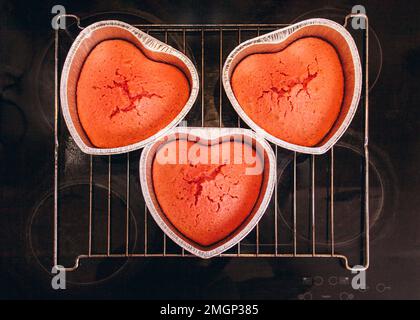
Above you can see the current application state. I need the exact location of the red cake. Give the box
[231,37,344,147]
[76,39,190,148]
[152,139,264,246]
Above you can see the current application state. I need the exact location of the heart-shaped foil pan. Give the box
[140,127,276,258]
[60,20,199,155]
[223,18,362,155]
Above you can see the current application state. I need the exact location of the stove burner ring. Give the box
[275,138,392,249]
[29,182,139,286]
[34,10,196,131]
[0,99,27,147]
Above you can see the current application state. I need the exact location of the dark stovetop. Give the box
[0,0,419,299]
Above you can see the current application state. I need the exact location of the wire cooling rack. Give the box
[53,13,369,272]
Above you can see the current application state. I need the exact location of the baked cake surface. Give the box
[77,39,190,148]
[231,37,344,147]
[152,139,263,246]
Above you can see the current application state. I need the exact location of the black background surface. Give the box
[0,0,419,299]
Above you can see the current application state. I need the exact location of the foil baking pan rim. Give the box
[222,18,362,155]
[60,20,199,155]
[139,127,276,259]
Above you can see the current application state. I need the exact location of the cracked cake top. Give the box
[76,39,190,148]
[231,37,344,147]
[152,139,264,246]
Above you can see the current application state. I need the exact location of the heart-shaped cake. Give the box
[60,20,199,155]
[231,37,344,147]
[140,127,276,258]
[77,39,190,148]
[152,139,263,246]
[223,18,362,154]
